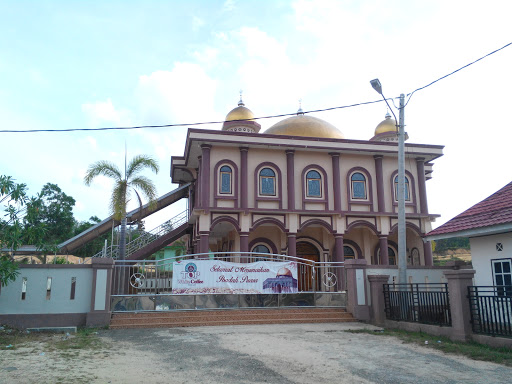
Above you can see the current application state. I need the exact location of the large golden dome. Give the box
[264,114,345,139]
[375,112,397,135]
[225,105,255,121]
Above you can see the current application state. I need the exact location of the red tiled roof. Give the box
[427,181,512,237]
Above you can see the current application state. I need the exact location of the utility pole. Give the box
[397,94,407,285]
[370,80,408,285]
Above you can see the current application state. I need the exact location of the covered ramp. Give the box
[58,183,190,253]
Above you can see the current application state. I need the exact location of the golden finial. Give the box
[238,90,244,106]
[297,99,304,115]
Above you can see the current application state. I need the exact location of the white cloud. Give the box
[135,63,218,124]
[193,47,219,65]
[81,98,132,127]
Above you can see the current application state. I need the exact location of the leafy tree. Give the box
[33,183,76,244]
[0,176,43,285]
[84,155,159,259]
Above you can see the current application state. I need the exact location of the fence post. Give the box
[368,274,390,326]
[443,269,476,342]
[345,259,370,320]
[86,258,114,327]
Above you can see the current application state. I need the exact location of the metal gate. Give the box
[110,252,345,311]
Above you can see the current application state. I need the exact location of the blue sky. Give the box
[1,0,511,231]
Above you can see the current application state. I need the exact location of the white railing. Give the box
[92,210,189,259]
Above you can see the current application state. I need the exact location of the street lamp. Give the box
[370,79,407,285]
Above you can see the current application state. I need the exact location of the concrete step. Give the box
[112,307,346,319]
[111,312,354,326]
[110,308,356,329]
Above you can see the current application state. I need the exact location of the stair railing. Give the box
[92,209,189,259]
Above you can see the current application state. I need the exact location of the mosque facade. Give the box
[171,98,443,274]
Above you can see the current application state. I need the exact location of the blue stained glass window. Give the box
[306,170,321,179]
[351,172,367,199]
[307,180,321,197]
[219,166,232,194]
[260,168,275,177]
[306,169,322,197]
[259,168,276,195]
[261,177,275,195]
[394,175,411,201]
[352,172,365,181]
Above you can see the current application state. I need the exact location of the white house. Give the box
[426,181,512,287]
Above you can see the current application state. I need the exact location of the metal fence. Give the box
[383,283,451,326]
[468,286,512,338]
[111,252,345,297]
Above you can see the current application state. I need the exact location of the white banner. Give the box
[172,260,298,294]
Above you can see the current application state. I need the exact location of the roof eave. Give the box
[425,222,512,241]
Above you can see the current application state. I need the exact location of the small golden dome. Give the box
[264,114,345,139]
[225,104,255,121]
[375,112,397,135]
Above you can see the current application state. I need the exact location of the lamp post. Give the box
[370,79,407,285]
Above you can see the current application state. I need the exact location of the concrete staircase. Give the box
[110,308,356,329]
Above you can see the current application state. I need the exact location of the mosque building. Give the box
[171,97,443,286]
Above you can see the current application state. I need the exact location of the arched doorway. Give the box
[296,241,320,291]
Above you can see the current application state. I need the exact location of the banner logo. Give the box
[182,262,200,279]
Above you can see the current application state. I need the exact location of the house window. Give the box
[343,245,356,260]
[219,165,232,194]
[351,172,367,199]
[259,168,276,196]
[394,175,411,201]
[492,259,512,296]
[306,170,322,197]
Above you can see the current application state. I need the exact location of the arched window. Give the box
[388,247,396,265]
[259,168,276,196]
[351,172,367,199]
[343,245,356,260]
[219,165,232,194]
[411,248,420,266]
[252,244,270,254]
[394,175,411,201]
[306,170,322,197]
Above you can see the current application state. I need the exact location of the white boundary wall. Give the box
[0,265,93,315]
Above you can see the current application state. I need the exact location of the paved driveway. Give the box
[1,323,510,383]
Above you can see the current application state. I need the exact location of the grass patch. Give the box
[348,328,512,367]
[52,328,103,351]
[0,325,104,353]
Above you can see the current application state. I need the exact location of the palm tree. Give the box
[84,155,159,260]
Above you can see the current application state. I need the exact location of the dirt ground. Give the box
[1,323,511,384]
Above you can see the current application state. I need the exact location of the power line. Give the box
[0,99,386,133]
[1,41,511,134]
[404,41,512,106]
